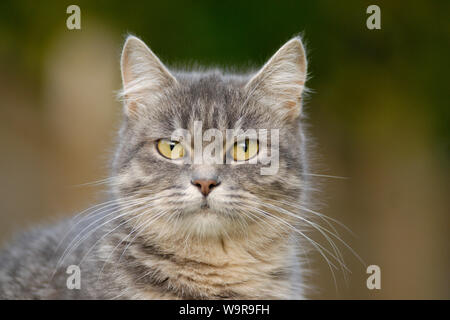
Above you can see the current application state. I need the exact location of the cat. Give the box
[0,35,313,299]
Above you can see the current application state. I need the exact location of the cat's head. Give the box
[111,36,308,239]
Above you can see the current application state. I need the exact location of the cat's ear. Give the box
[245,37,307,121]
[120,35,177,117]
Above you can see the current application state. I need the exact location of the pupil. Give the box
[243,139,249,152]
[169,142,175,151]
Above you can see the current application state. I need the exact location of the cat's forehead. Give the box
[147,72,272,136]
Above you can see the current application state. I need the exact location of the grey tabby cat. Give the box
[0,35,313,299]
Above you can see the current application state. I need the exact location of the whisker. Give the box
[256,201,353,284]
[275,198,357,237]
[77,208,153,266]
[53,195,163,274]
[54,195,144,254]
[259,199,365,269]
[69,176,118,188]
[242,204,340,267]
[97,208,172,281]
[301,173,349,180]
[241,204,339,289]
[116,210,168,263]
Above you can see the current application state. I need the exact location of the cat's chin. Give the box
[178,210,225,237]
[174,200,241,237]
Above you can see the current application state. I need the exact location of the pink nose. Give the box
[191,179,220,196]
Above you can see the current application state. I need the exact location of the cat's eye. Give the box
[231,139,259,161]
[157,139,185,160]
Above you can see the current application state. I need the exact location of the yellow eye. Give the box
[231,139,259,161]
[157,139,185,160]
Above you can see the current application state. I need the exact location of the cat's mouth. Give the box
[195,197,221,214]
[200,201,210,210]
[181,193,230,216]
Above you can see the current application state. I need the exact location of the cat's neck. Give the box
[105,220,305,299]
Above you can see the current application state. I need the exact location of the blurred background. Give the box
[0,0,448,299]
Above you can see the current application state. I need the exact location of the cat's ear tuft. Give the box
[245,37,307,121]
[120,36,177,117]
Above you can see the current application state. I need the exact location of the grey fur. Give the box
[0,36,312,299]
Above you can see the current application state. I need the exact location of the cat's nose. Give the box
[191,179,220,196]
